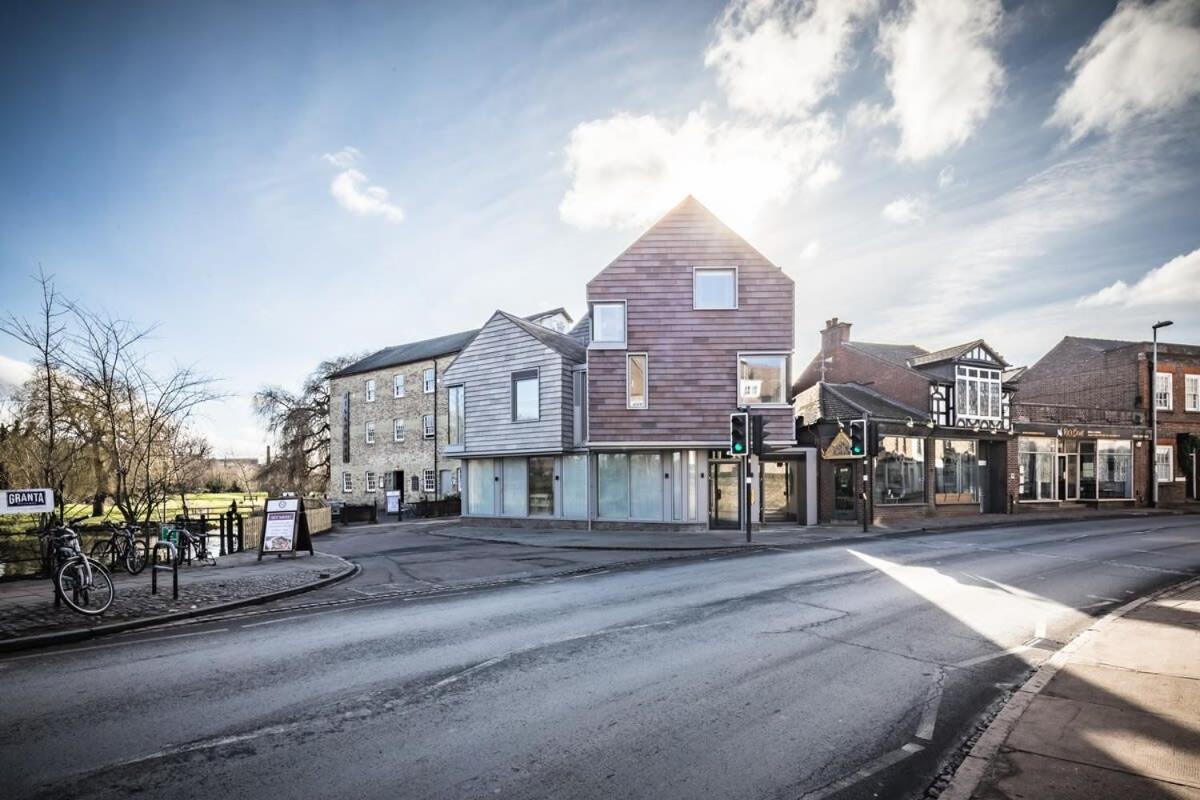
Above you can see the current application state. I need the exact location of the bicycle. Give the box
[39,519,115,615]
[160,522,215,567]
[89,521,148,575]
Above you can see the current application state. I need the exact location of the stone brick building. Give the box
[1013,336,1200,507]
[328,309,571,509]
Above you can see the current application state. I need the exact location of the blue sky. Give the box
[2,0,1198,457]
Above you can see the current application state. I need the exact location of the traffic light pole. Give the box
[744,455,753,543]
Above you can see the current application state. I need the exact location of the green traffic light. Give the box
[733,443,744,453]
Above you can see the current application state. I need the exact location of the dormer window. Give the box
[693,268,737,309]
[955,365,1001,421]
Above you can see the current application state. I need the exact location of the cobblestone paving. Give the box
[0,551,348,641]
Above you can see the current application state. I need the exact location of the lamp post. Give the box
[1151,320,1174,507]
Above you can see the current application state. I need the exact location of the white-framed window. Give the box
[1187,375,1200,412]
[423,368,436,394]
[1018,437,1057,501]
[422,414,434,438]
[364,421,375,444]
[1156,445,1174,483]
[365,378,376,403]
[447,384,465,446]
[738,353,788,405]
[1155,372,1172,410]
[423,468,436,493]
[365,471,377,492]
[693,267,737,309]
[393,373,405,398]
[342,472,353,493]
[955,365,1002,421]
[393,418,405,442]
[627,354,648,409]
[590,301,626,347]
[512,369,539,421]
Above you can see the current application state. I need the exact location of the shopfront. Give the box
[1015,424,1148,507]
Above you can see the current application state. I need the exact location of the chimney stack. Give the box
[821,317,852,355]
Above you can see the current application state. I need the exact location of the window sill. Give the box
[445,445,464,454]
[589,342,627,351]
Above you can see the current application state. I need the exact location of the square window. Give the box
[627,354,648,409]
[693,268,736,309]
[591,302,626,346]
[738,354,787,405]
[512,369,539,421]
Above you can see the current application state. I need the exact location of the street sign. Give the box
[0,488,55,514]
[257,497,315,560]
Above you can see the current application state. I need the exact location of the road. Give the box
[2,516,1198,800]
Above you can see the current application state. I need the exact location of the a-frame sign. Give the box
[257,497,315,560]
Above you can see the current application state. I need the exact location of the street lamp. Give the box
[1152,320,1174,507]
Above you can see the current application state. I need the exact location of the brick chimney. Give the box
[820,317,851,355]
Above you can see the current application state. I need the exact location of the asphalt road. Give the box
[2,516,1198,800]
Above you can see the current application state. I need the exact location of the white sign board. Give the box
[262,511,298,552]
[0,488,55,514]
[266,498,300,513]
[385,491,401,514]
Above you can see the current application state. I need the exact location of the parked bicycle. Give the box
[159,522,215,567]
[89,521,148,575]
[39,519,115,615]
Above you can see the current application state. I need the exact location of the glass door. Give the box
[762,461,796,522]
[709,461,741,529]
[1058,453,1079,501]
[833,463,856,520]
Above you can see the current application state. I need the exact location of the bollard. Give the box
[151,542,179,600]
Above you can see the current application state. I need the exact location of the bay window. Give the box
[739,354,788,405]
[955,366,1001,420]
[874,436,925,505]
[1018,438,1057,500]
[934,439,978,504]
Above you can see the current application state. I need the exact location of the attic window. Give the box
[694,268,737,309]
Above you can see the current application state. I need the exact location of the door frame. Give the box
[832,462,856,521]
[708,459,742,530]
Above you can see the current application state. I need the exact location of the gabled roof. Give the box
[907,339,1009,368]
[843,342,929,369]
[495,311,586,361]
[567,313,590,346]
[795,382,928,425]
[1063,335,1200,356]
[1002,366,1027,384]
[330,308,570,379]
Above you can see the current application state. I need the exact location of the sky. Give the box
[1,0,1198,458]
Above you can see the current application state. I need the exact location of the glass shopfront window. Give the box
[528,456,554,516]
[467,459,495,515]
[1018,438,1057,501]
[598,454,630,519]
[562,455,588,518]
[1096,441,1133,499]
[934,439,978,504]
[502,457,527,516]
[874,436,925,505]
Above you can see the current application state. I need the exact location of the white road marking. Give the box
[1087,594,1123,603]
[951,641,1051,669]
[1035,619,1047,639]
[3,628,230,662]
[915,671,945,741]
[801,742,925,799]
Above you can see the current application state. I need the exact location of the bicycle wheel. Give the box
[124,539,148,575]
[55,558,114,615]
[89,540,117,570]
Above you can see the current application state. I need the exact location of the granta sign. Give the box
[0,488,55,514]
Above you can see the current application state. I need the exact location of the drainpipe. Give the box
[431,359,439,502]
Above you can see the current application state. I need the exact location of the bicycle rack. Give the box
[151,542,179,600]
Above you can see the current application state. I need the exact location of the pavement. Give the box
[2,515,1198,800]
[434,507,1191,551]
[0,548,354,648]
[942,576,1200,800]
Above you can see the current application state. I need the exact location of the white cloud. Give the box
[799,239,821,259]
[705,0,880,120]
[559,110,837,232]
[1050,0,1200,141]
[805,160,842,190]
[879,0,1005,161]
[0,353,33,394]
[937,165,956,189]
[1077,247,1200,308]
[882,195,929,224]
[321,147,405,223]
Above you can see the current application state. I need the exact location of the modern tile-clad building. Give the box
[449,196,806,529]
[1013,336,1200,507]
[793,319,1016,524]
[328,308,572,509]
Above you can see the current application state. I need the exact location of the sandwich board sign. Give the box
[257,497,314,560]
[1,488,55,514]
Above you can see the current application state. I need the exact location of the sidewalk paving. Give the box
[432,508,1192,552]
[0,549,353,647]
[943,577,1200,800]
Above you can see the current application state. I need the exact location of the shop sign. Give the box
[822,431,860,460]
[0,488,55,514]
[257,497,314,559]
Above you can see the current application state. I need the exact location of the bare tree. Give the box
[64,306,220,524]
[254,355,359,495]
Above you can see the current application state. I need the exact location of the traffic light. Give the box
[848,419,866,457]
[730,412,749,456]
[751,414,765,456]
